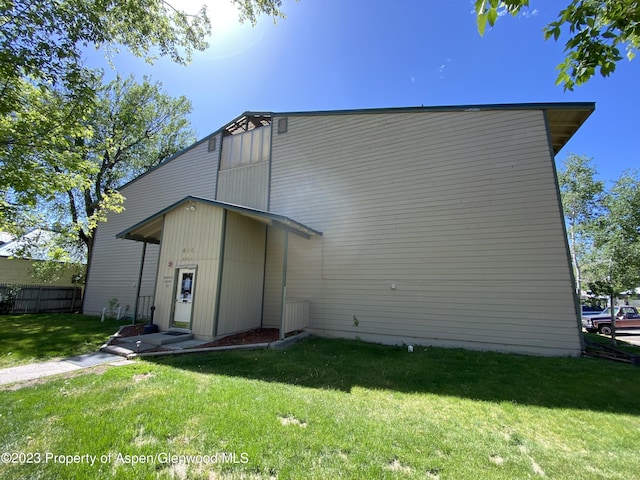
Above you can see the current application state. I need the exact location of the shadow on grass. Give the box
[0,314,124,366]
[146,336,640,415]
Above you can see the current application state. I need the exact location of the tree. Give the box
[589,170,640,291]
[1,0,285,90]
[22,75,197,271]
[1,75,98,232]
[232,0,286,24]
[585,170,640,344]
[0,0,286,229]
[474,1,640,90]
[557,154,605,294]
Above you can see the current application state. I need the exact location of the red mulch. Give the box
[191,328,281,348]
[115,323,146,337]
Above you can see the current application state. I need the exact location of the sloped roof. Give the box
[0,229,56,259]
[116,196,323,244]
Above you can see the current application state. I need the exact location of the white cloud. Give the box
[520,8,539,18]
[437,58,453,80]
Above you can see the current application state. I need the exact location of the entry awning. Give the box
[116,196,323,244]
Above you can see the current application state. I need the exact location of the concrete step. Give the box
[122,332,194,346]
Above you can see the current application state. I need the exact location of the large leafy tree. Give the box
[0,0,206,230]
[0,0,286,229]
[557,154,605,294]
[25,75,196,270]
[1,75,98,225]
[584,170,640,344]
[475,1,640,90]
[588,171,640,293]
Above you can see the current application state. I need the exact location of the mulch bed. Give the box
[115,323,147,338]
[189,328,281,348]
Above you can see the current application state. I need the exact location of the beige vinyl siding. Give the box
[216,161,269,209]
[269,110,581,356]
[262,228,323,329]
[0,258,83,286]
[154,204,223,339]
[217,212,266,335]
[262,227,284,328]
[83,135,220,316]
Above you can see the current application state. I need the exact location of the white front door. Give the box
[172,268,195,329]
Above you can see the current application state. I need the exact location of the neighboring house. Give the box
[83,103,594,356]
[0,230,84,286]
[0,232,12,246]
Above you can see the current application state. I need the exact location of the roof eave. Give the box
[116,196,323,244]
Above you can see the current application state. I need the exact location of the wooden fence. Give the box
[0,284,83,314]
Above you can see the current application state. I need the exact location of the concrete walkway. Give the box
[0,352,130,386]
[1,330,313,386]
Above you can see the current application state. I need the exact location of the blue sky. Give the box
[87,0,639,183]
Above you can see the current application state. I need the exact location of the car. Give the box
[582,305,640,335]
[581,304,604,314]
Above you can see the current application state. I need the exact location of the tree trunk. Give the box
[569,225,582,294]
[610,293,617,347]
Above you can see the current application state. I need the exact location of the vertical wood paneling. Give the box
[216,161,269,209]
[262,227,284,327]
[217,212,267,335]
[283,299,309,333]
[154,204,223,338]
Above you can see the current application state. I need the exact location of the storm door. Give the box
[172,267,196,329]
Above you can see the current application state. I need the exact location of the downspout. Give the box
[279,230,289,340]
[133,241,147,324]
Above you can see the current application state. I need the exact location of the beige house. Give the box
[84,103,594,356]
[0,230,84,286]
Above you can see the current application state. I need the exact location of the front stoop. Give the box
[123,332,194,346]
[101,331,197,356]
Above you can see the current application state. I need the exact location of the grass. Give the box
[584,331,640,355]
[0,313,126,368]
[1,336,639,479]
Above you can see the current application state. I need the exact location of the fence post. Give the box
[36,286,42,313]
[70,287,77,313]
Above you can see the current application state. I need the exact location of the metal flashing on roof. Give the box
[266,102,595,118]
[116,196,322,244]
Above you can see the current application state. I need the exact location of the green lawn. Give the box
[1,336,639,479]
[584,331,640,355]
[0,313,125,368]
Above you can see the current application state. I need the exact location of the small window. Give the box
[277,117,288,134]
[207,136,217,152]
